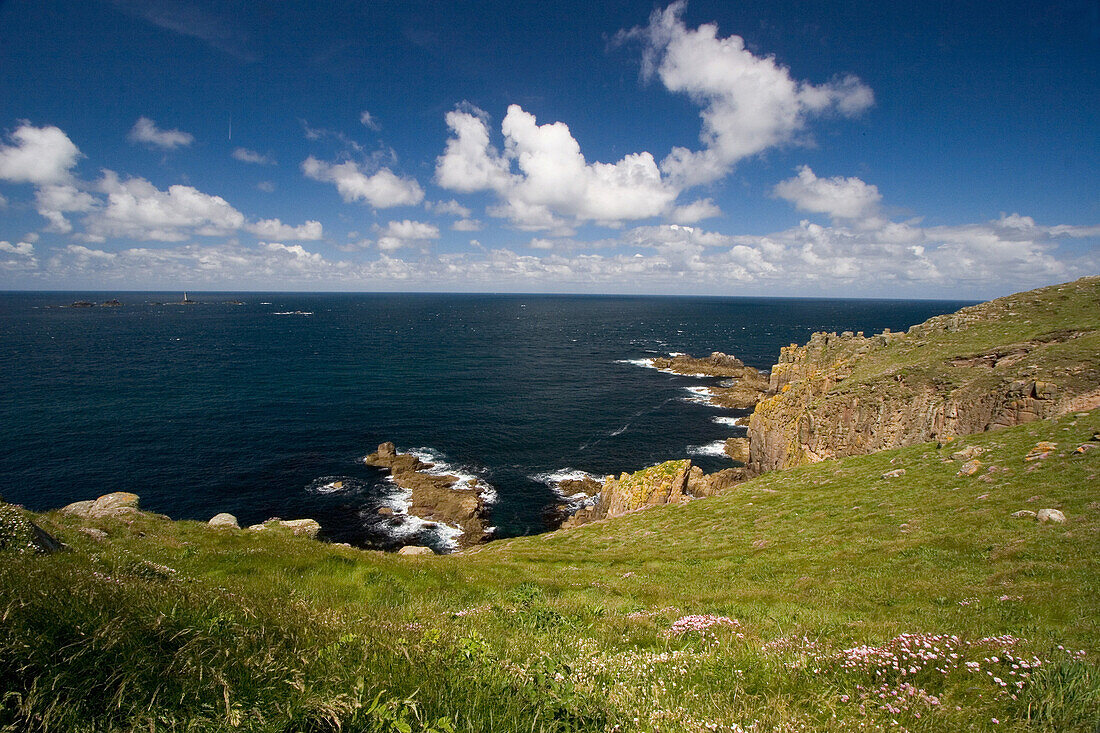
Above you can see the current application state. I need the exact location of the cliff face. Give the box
[748,277,1100,473]
[562,460,746,527]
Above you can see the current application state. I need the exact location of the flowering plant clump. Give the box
[667,615,744,639]
[759,631,1090,729]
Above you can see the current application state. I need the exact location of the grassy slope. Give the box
[842,277,1100,396]
[3,408,1098,732]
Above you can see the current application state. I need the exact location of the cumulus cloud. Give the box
[426,199,472,218]
[376,219,439,252]
[73,171,320,243]
[773,166,882,221]
[624,2,873,187]
[0,241,34,256]
[246,218,323,240]
[0,124,81,185]
[35,184,97,233]
[232,147,275,165]
[669,198,722,224]
[435,106,514,194]
[261,241,324,266]
[0,239,38,272]
[302,156,423,208]
[128,117,194,149]
[85,171,245,241]
[452,218,482,231]
[433,1,873,232]
[436,104,678,230]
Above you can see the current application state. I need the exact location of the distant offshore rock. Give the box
[364,442,492,550]
[652,351,770,409]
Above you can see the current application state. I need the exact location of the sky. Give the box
[0,0,1097,298]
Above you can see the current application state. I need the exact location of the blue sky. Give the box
[0,0,1097,297]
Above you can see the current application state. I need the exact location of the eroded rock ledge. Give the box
[364,442,492,549]
[561,459,747,528]
[652,351,770,409]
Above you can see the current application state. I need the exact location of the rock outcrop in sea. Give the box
[652,351,770,409]
[364,442,492,549]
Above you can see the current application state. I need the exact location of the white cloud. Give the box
[435,106,514,194]
[627,2,873,187]
[128,117,194,150]
[452,218,482,231]
[17,206,1096,296]
[0,193,7,208]
[246,218,323,240]
[382,220,439,239]
[302,156,423,208]
[436,105,678,230]
[773,166,882,221]
[261,241,324,266]
[0,241,34,256]
[232,147,275,165]
[669,198,722,224]
[86,171,245,241]
[375,219,439,252]
[426,199,472,218]
[35,184,97,233]
[360,110,380,130]
[0,124,81,185]
[257,181,275,192]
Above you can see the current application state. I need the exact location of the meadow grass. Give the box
[2,409,1098,731]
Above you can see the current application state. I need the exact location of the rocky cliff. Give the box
[748,277,1100,473]
[562,459,746,527]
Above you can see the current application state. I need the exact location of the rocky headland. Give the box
[364,442,493,550]
[747,276,1100,473]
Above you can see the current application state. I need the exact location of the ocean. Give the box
[0,292,971,550]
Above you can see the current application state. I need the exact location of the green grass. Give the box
[3,409,1099,732]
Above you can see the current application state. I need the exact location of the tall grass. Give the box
[2,408,1098,730]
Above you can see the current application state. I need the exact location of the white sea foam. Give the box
[407,447,497,504]
[533,469,603,515]
[689,440,731,457]
[273,311,313,316]
[308,476,356,494]
[617,353,710,377]
[681,385,719,406]
[379,513,464,551]
[712,416,750,427]
[531,468,603,495]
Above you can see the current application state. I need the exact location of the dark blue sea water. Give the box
[0,292,971,549]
